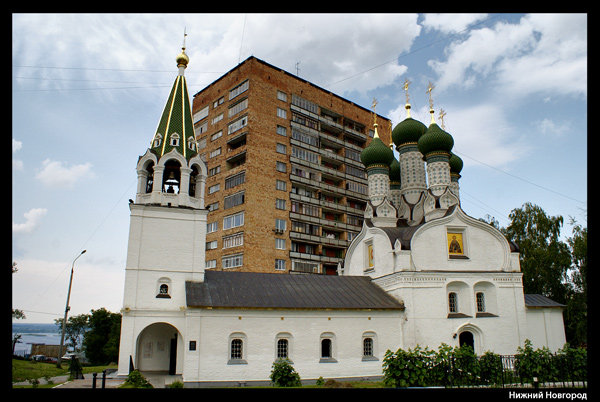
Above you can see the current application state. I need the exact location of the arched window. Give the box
[188,136,196,151]
[228,333,247,364]
[476,292,486,312]
[363,338,373,357]
[321,339,331,359]
[448,292,458,313]
[230,339,243,360]
[277,339,288,359]
[153,134,162,148]
[156,278,171,298]
[170,133,180,146]
[145,162,154,193]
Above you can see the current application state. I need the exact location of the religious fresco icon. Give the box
[447,232,464,255]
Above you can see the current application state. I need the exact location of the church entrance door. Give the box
[459,331,474,351]
[137,322,181,374]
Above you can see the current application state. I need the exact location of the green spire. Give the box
[150,46,197,161]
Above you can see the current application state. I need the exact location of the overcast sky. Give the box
[12,13,587,323]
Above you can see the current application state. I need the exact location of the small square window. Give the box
[189,341,196,351]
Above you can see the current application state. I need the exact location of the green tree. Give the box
[54,313,89,352]
[270,358,301,387]
[502,203,571,304]
[82,308,121,365]
[12,262,26,320]
[564,217,587,346]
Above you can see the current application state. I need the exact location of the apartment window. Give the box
[229,98,248,117]
[225,171,245,189]
[277,90,287,102]
[228,116,248,135]
[207,201,219,212]
[213,96,224,108]
[275,259,286,271]
[347,214,363,227]
[211,113,223,125]
[346,165,367,179]
[195,121,208,136]
[277,107,287,119]
[223,232,244,249]
[291,201,319,217]
[208,165,221,177]
[224,191,245,209]
[223,253,243,269]
[292,260,319,273]
[229,80,249,100]
[276,125,287,137]
[346,181,368,195]
[193,106,209,123]
[276,198,286,210]
[206,240,218,250]
[291,146,319,164]
[208,183,220,194]
[209,147,221,159]
[291,127,319,147]
[224,211,244,230]
[207,221,218,233]
[275,219,286,232]
[197,137,206,150]
[345,148,362,162]
[291,94,318,114]
[291,112,318,130]
[276,161,287,173]
[205,259,216,269]
[276,180,287,191]
[275,238,286,250]
[276,143,287,154]
[211,130,223,141]
[291,220,319,235]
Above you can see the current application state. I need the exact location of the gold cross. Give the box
[439,109,447,130]
[403,79,411,104]
[182,27,187,50]
[426,81,435,110]
[371,98,378,126]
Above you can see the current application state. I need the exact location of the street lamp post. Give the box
[57,249,86,368]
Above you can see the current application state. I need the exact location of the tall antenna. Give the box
[295,61,301,76]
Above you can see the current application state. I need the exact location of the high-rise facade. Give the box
[192,56,391,275]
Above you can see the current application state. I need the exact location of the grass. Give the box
[12,358,117,387]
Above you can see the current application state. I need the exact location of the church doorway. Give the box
[136,322,182,374]
[459,331,474,351]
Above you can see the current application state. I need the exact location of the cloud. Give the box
[427,14,587,99]
[12,13,422,98]
[35,159,92,188]
[12,257,125,323]
[422,13,488,34]
[536,118,569,137]
[13,139,23,170]
[13,208,48,233]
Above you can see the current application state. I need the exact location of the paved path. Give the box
[13,372,125,389]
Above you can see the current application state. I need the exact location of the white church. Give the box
[116,46,566,387]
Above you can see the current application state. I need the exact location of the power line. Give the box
[454,150,586,205]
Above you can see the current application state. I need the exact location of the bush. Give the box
[270,358,301,387]
[167,381,184,388]
[123,369,153,388]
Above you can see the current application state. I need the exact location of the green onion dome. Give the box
[449,152,463,177]
[389,157,401,182]
[392,117,427,147]
[417,122,454,158]
[360,127,395,169]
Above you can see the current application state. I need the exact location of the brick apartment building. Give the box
[191,56,391,275]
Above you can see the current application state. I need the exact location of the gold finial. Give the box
[371,98,379,138]
[427,81,436,124]
[403,79,412,118]
[176,27,189,68]
[439,109,447,130]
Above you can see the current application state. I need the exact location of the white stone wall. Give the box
[525,308,567,352]
[399,150,426,204]
[185,309,403,385]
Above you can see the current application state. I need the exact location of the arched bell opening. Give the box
[189,165,198,197]
[162,160,181,194]
[145,162,154,193]
[135,322,182,375]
